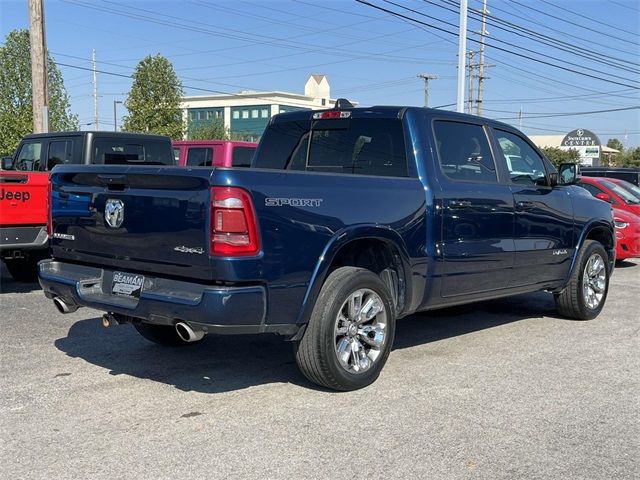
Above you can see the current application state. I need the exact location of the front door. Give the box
[433,120,515,298]
[492,129,574,286]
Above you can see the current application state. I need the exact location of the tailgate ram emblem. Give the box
[104,199,124,228]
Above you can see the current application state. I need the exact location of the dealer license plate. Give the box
[111,271,144,298]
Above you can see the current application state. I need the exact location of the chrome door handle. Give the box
[516,200,535,211]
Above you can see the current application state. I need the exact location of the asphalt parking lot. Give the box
[1,261,638,480]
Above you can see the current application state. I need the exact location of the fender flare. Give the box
[294,224,413,326]
[564,219,615,285]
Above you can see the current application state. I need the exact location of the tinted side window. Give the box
[47,140,75,170]
[494,130,548,186]
[15,141,44,171]
[579,182,604,197]
[433,121,497,183]
[232,146,255,168]
[254,119,408,177]
[186,147,214,167]
[173,147,181,164]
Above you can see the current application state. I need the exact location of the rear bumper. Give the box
[38,260,298,336]
[0,226,48,255]
[615,226,640,260]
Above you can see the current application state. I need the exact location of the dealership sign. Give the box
[562,129,601,147]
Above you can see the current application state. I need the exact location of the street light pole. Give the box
[113,100,122,131]
[456,0,468,113]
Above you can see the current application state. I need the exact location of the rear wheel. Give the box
[133,323,199,347]
[555,240,609,320]
[294,267,396,391]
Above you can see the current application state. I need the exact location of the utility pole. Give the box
[417,74,437,107]
[476,0,488,116]
[28,0,48,133]
[92,49,98,130]
[456,0,468,113]
[113,100,122,131]
[466,51,475,114]
[518,108,523,131]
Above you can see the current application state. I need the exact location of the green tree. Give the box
[606,138,624,152]
[190,119,229,140]
[540,147,580,168]
[0,29,78,156]
[122,54,184,139]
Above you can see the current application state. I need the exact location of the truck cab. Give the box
[172,140,257,168]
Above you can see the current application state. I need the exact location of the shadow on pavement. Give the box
[0,267,41,294]
[614,260,637,269]
[54,291,558,394]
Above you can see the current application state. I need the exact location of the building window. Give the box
[189,111,196,120]
[321,99,326,106]
[206,111,212,119]
[215,111,221,119]
[242,110,249,119]
[261,109,269,118]
[251,109,259,118]
[233,111,240,119]
[198,111,205,120]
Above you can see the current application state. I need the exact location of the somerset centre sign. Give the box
[561,129,602,166]
[562,129,601,147]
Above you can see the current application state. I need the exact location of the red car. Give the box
[613,209,640,260]
[578,176,640,217]
[578,176,640,260]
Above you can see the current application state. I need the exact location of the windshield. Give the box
[612,179,640,201]
[601,179,640,204]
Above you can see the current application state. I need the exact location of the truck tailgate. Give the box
[0,171,49,226]
[50,166,214,281]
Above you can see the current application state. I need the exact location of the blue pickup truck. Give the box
[39,104,615,390]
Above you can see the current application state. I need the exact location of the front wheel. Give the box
[555,240,610,320]
[294,267,396,391]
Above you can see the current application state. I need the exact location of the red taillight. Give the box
[210,186,260,256]
[47,176,53,236]
[312,110,351,120]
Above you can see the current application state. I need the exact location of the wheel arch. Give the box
[565,219,615,285]
[295,225,412,327]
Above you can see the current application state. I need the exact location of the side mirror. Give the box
[558,163,579,185]
[1,157,13,170]
[596,192,611,203]
[549,172,558,187]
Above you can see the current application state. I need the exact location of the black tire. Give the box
[555,240,610,320]
[294,267,396,391]
[133,323,197,347]
[4,254,43,282]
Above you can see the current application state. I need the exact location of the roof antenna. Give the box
[334,98,354,109]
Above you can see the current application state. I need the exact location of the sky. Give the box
[1,0,639,146]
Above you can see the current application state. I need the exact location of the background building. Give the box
[530,128,619,166]
[180,75,340,141]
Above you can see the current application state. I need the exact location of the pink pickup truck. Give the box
[172,140,257,168]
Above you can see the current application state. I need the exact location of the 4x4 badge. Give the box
[104,199,124,228]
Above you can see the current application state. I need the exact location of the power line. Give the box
[376,0,640,86]
[479,0,638,58]
[507,0,639,47]
[492,105,640,120]
[434,0,640,74]
[537,0,639,38]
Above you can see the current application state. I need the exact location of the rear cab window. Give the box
[47,140,76,170]
[433,120,497,183]
[255,118,408,177]
[232,146,255,168]
[94,137,174,165]
[186,147,214,167]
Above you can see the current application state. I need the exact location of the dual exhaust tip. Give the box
[52,296,78,314]
[53,296,203,343]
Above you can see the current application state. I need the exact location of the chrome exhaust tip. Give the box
[175,322,205,342]
[52,296,78,314]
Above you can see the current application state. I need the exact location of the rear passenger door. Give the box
[492,129,574,286]
[433,120,515,297]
